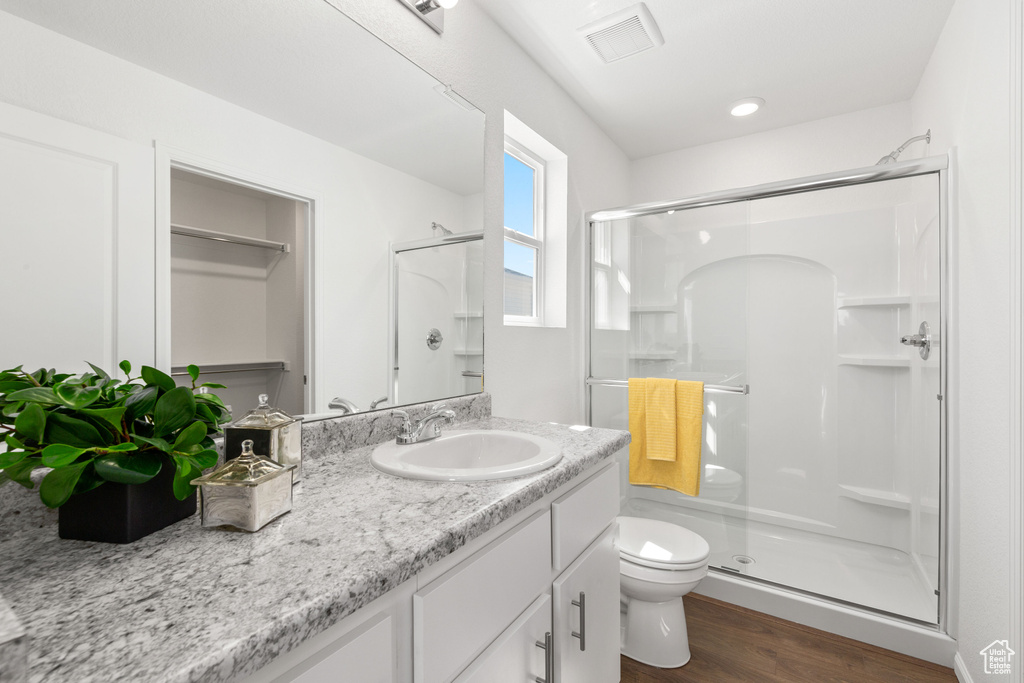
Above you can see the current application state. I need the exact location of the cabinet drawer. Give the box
[414,510,551,683]
[551,462,619,572]
[453,594,551,683]
[281,613,393,683]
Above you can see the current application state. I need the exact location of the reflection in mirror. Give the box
[0,0,486,420]
[392,234,484,407]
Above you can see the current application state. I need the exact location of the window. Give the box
[503,145,544,322]
[503,111,568,327]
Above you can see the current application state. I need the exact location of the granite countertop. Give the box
[0,398,630,683]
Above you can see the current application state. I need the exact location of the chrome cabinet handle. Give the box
[571,591,586,651]
[534,631,553,683]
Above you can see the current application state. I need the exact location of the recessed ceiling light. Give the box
[730,97,765,117]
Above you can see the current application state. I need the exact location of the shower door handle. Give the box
[900,321,931,360]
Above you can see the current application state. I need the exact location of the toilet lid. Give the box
[617,516,710,569]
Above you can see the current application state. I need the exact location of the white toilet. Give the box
[617,515,711,668]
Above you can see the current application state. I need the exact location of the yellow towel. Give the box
[628,378,704,496]
[644,377,677,461]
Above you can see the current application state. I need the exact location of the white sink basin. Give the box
[370,430,562,482]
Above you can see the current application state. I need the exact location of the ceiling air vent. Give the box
[579,3,664,64]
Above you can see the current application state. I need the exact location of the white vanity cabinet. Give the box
[552,527,620,683]
[244,461,620,683]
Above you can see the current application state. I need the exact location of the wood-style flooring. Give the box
[620,594,957,683]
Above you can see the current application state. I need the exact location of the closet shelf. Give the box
[837,355,911,367]
[171,223,290,253]
[170,360,289,376]
[838,484,911,510]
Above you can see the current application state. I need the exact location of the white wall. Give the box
[630,101,914,203]
[334,0,632,424]
[0,10,476,413]
[911,0,1019,679]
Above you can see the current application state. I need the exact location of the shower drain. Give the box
[731,554,756,565]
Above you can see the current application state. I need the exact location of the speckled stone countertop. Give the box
[0,394,630,683]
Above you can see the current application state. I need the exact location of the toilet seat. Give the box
[617,516,710,570]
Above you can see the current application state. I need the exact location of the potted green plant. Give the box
[0,361,231,543]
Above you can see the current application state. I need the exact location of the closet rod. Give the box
[586,377,749,395]
[170,361,288,376]
[171,223,290,253]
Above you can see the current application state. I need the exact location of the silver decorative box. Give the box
[194,439,295,532]
[225,393,303,482]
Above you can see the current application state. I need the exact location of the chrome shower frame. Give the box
[583,153,954,644]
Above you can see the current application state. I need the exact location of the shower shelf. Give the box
[630,304,676,314]
[630,352,677,361]
[452,348,483,356]
[837,355,911,367]
[838,484,911,510]
[453,311,483,319]
[837,295,911,308]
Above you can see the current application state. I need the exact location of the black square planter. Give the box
[58,463,197,543]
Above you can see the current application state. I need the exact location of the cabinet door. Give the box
[552,525,620,683]
[454,594,552,683]
[284,613,393,683]
[0,101,155,372]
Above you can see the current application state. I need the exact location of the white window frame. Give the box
[503,138,546,326]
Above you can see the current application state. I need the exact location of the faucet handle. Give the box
[429,402,448,412]
[392,409,412,435]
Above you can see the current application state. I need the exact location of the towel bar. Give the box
[586,378,749,395]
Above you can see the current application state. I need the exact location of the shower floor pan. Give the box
[622,497,937,624]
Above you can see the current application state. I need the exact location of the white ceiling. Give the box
[474,0,954,159]
[0,0,485,195]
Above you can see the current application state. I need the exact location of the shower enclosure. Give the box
[390,232,484,406]
[587,157,948,627]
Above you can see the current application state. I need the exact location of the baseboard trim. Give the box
[953,651,973,683]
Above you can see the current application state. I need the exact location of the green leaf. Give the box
[124,385,159,419]
[171,454,200,500]
[80,406,127,432]
[55,383,102,409]
[5,434,25,450]
[140,365,176,393]
[2,458,38,489]
[153,387,196,437]
[94,451,162,484]
[199,382,226,389]
[172,420,207,451]
[86,362,110,380]
[45,412,107,448]
[132,434,172,452]
[72,462,104,494]
[0,450,27,468]
[119,360,132,377]
[40,444,88,468]
[14,403,46,442]
[39,461,89,508]
[2,401,24,418]
[195,392,228,409]
[187,364,200,382]
[6,387,61,404]
[0,380,31,394]
[186,448,218,471]
[99,442,138,453]
[195,403,218,425]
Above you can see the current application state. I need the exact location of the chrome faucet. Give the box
[392,404,456,444]
[328,397,360,414]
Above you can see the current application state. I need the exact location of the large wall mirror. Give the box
[0,0,485,420]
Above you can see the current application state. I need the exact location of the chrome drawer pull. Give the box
[534,631,553,683]
[571,591,586,651]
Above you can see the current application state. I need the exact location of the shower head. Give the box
[431,222,453,236]
[876,130,931,165]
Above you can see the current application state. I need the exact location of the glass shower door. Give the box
[589,172,942,623]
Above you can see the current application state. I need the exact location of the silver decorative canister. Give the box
[194,439,295,532]
[225,393,302,482]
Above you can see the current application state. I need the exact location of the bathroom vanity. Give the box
[0,394,629,682]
